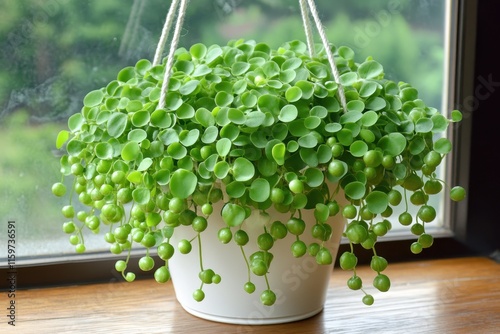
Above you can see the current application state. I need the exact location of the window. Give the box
[0,0,470,283]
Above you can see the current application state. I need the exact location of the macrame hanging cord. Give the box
[154,0,347,113]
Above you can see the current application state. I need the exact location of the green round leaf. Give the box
[202,126,218,144]
[361,110,378,126]
[317,144,333,163]
[231,61,251,76]
[358,60,383,79]
[96,110,111,124]
[400,87,418,102]
[177,103,195,119]
[310,105,328,119]
[56,130,70,149]
[350,140,369,157]
[192,64,212,77]
[221,203,246,227]
[365,191,389,214]
[298,133,318,148]
[324,122,342,133]
[409,136,426,155]
[272,143,286,166]
[159,128,179,145]
[151,109,172,128]
[300,147,318,167]
[228,108,246,124]
[249,178,270,203]
[167,142,187,160]
[170,169,197,199]
[83,90,104,107]
[289,119,309,137]
[127,170,142,184]
[233,79,247,94]
[215,91,234,107]
[257,94,280,115]
[154,169,170,186]
[415,118,434,133]
[359,129,375,143]
[216,138,232,157]
[434,138,452,154]
[344,181,366,200]
[175,60,194,75]
[232,157,255,182]
[393,163,407,180]
[95,142,113,160]
[451,110,462,122]
[206,46,223,64]
[121,141,141,161]
[214,161,230,179]
[279,69,297,83]
[126,100,142,113]
[378,133,407,156]
[262,61,280,78]
[338,46,355,59]
[179,80,200,95]
[226,181,246,198]
[132,187,150,205]
[285,86,302,102]
[241,92,258,108]
[287,140,299,153]
[339,72,358,86]
[135,59,151,75]
[345,101,365,114]
[245,111,266,128]
[359,81,379,98]
[117,66,136,82]
[296,80,314,99]
[195,108,215,127]
[179,129,200,147]
[68,114,84,132]
[365,97,386,111]
[128,129,147,142]
[337,128,354,146]
[220,123,240,140]
[304,168,324,187]
[278,105,298,123]
[431,114,449,133]
[281,57,302,71]
[130,110,149,127]
[190,43,207,59]
[137,158,153,172]
[164,92,183,110]
[304,116,321,130]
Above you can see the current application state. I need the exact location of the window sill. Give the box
[6,256,499,332]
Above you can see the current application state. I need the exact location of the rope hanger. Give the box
[154,0,347,114]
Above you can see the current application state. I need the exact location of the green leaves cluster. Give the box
[53,39,465,306]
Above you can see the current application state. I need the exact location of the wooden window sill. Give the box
[10,256,500,333]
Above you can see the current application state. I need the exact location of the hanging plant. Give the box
[51,0,466,311]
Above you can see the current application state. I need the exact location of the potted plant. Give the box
[50,0,466,326]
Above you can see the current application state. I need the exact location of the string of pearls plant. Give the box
[52,39,465,306]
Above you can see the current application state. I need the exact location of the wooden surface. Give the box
[8,256,500,333]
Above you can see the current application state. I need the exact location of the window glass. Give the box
[0,0,450,261]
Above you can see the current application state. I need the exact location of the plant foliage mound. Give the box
[52,39,465,305]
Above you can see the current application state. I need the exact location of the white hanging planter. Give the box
[168,202,346,325]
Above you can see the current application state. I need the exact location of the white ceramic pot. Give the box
[168,200,346,325]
